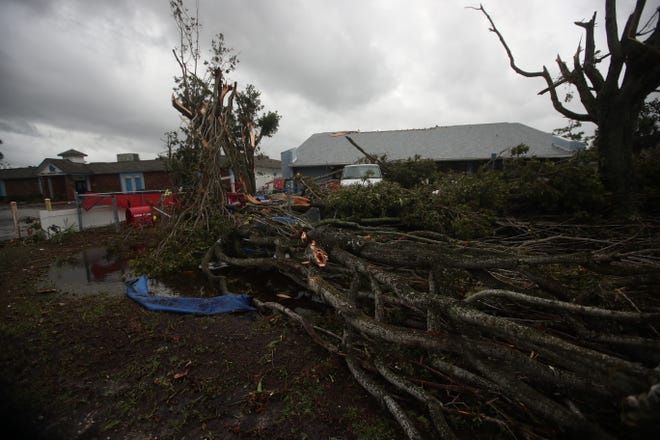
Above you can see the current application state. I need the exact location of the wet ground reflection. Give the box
[45,247,129,295]
[44,247,325,313]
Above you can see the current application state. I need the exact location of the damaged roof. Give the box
[292,122,585,167]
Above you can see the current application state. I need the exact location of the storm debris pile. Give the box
[208,207,660,439]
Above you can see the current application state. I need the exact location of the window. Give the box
[120,173,144,193]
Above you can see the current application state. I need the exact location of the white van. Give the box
[340,164,383,187]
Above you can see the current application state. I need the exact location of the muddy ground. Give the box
[0,226,399,439]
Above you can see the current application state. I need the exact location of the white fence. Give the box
[39,205,126,234]
[2,191,170,240]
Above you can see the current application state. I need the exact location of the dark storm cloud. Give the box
[0,0,179,165]
[0,119,40,137]
[0,0,643,167]
[182,0,398,112]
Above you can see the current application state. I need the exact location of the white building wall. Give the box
[255,167,281,192]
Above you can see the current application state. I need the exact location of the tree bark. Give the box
[209,209,660,438]
[596,96,641,196]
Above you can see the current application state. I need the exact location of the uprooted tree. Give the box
[474,0,660,197]
[203,205,660,439]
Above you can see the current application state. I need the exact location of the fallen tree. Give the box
[199,205,660,439]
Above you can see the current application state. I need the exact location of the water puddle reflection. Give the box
[43,247,326,314]
[45,247,129,295]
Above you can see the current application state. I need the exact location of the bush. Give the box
[502,151,607,216]
[322,151,610,239]
[633,146,660,215]
[325,181,406,219]
[635,146,660,192]
[433,171,510,213]
[385,156,439,189]
[401,186,495,239]
[131,213,230,277]
[324,180,496,239]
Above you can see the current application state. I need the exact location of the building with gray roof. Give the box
[283,122,585,180]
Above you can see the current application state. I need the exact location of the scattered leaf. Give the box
[173,370,188,379]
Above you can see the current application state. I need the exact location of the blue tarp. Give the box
[126,275,256,315]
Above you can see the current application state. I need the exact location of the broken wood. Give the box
[204,205,660,438]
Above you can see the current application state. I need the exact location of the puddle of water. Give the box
[42,246,327,314]
[43,247,187,297]
[44,247,131,295]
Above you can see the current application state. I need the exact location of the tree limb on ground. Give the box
[205,207,660,438]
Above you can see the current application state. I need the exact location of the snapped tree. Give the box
[475,0,660,197]
[168,0,280,198]
[148,1,281,265]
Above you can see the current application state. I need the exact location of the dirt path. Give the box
[0,227,397,439]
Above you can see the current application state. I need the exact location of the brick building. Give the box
[1,150,173,201]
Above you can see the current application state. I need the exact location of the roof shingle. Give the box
[292,122,585,167]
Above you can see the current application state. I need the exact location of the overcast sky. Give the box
[0,0,644,167]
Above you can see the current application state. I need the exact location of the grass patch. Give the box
[282,376,324,418]
[345,406,399,439]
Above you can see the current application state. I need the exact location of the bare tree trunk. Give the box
[597,97,641,196]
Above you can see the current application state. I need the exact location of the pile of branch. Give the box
[208,208,660,438]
